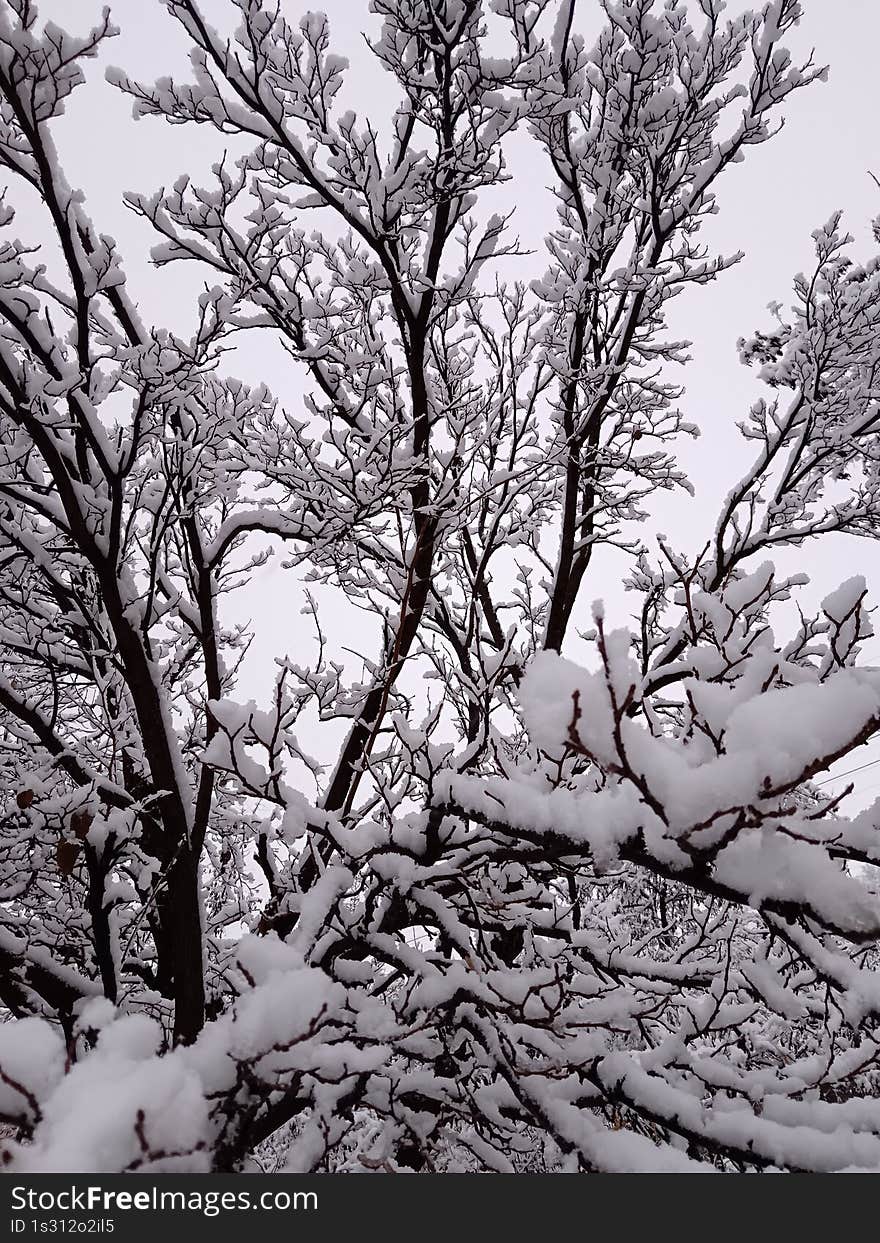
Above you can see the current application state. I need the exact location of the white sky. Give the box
[23,0,880,805]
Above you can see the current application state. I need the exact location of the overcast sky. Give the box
[25,0,880,803]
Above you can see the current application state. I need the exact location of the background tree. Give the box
[2,0,880,1172]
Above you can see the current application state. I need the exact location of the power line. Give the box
[814,754,880,788]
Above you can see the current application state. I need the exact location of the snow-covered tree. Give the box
[3,0,880,1173]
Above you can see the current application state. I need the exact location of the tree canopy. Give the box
[2,0,880,1173]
